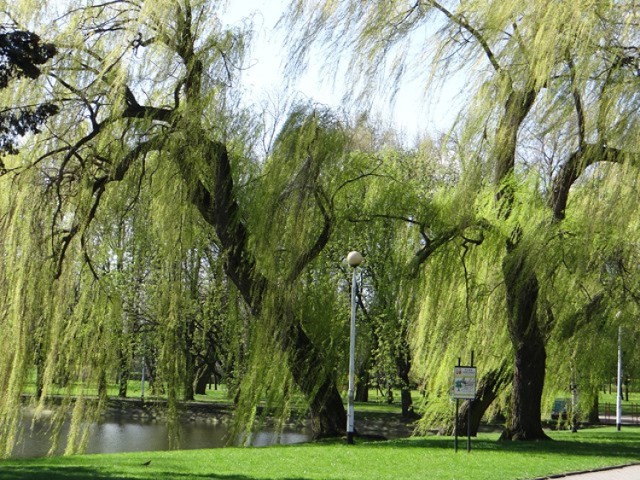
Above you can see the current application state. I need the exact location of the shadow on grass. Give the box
[0,467,122,480]
[366,429,640,459]
[0,466,314,480]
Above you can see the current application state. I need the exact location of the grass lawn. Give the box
[0,427,638,480]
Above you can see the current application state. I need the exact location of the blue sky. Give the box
[223,1,463,140]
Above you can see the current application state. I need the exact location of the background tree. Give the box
[0,27,57,163]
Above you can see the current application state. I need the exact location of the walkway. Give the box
[534,464,640,479]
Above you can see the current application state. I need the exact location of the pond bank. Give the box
[13,395,416,458]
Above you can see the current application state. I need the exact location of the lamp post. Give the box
[346,250,363,444]
[616,311,623,431]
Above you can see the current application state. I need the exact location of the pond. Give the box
[11,411,312,458]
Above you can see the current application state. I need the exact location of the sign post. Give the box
[452,353,476,453]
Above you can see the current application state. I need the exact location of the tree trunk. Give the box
[117,369,129,398]
[34,343,45,400]
[289,322,346,438]
[183,356,195,401]
[500,248,550,441]
[355,368,369,402]
[117,348,130,398]
[98,369,107,399]
[588,391,600,424]
[195,363,213,395]
[492,86,547,441]
[183,317,196,401]
[396,351,415,418]
[179,136,346,438]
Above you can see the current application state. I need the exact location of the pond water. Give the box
[11,413,312,458]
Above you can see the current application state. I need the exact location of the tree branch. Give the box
[425,0,502,72]
[287,187,334,284]
[550,144,638,220]
[407,226,460,277]
[122,86,174,122]
[566,55,585,148]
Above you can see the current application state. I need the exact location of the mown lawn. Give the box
[0,427,638,480]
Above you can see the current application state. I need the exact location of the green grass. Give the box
[353,390,423,415]
[0,427,638,480]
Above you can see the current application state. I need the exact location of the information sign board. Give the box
[453,366,477,399]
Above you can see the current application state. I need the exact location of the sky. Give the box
[222,1,464,141]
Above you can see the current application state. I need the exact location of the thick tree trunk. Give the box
[500,248,550,441]
[400,388,413,417]
[505,333,548,440]
[309,378,347,438]
[491,85,549,441]
[178,136,346,438]
[289,322,346,438]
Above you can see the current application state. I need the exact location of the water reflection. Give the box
[12,414,311,458]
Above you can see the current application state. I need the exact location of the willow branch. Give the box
[53,138,160,278]
[122,86,174,122]
[425,0,502,72]
[550,144,638,220]
[407,226,461,277]
[287,187,334,284]
[567,56,585,147]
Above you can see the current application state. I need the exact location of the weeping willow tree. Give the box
[543,158,640,420]
[286,0,640,440]
[0,0,382,455]
[349,130,515,435]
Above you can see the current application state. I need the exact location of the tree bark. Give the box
[195,363,212,395]
[500,248,550,441]
[34,341,45,399]
[289,322,346,437]
[355,367,369,402]
[183,317,196,401]
[492,85,550,441]
[117,353,129,398]
[396,348,415,418]
[588,390,600,424]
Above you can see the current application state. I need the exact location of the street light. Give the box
[616,311,623,431]
[346,250,363,444]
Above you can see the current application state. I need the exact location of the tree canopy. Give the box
[0,0,638,456]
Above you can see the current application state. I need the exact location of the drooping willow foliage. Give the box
[286,0,640,437]
[0,0,394,455]
[0,0,639,455]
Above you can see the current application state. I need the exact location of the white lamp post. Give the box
[616,311,623,431]
[346,250,363,444]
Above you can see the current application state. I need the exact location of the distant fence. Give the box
[602,402,640,424]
